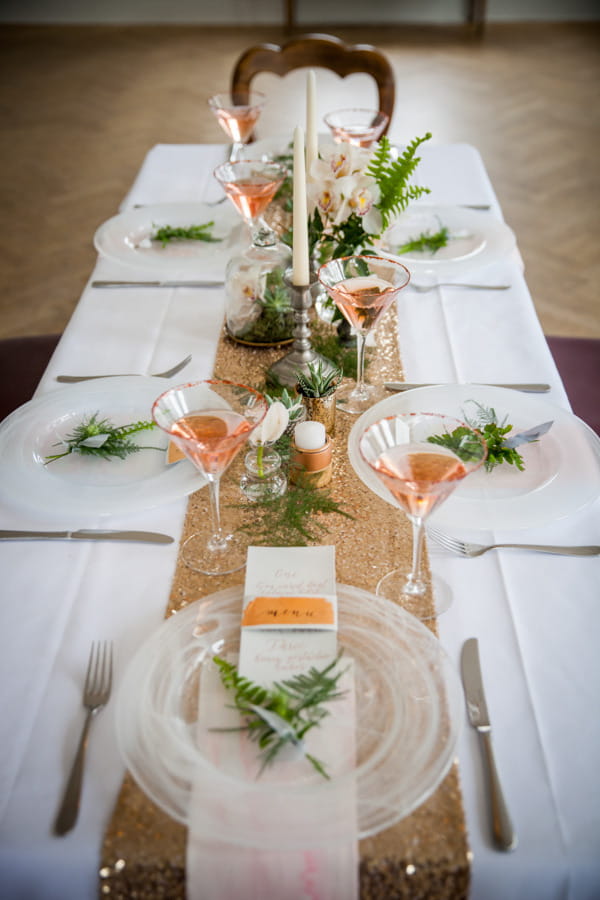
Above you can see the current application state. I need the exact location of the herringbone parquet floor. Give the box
[0,23,598,339]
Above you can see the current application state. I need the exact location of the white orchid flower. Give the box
[225,275,261,335]
[249,400,289,447]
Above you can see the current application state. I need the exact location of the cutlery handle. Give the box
[495,544,600,556]
[56,375,126,382]
[53,709,95,836]
[478,730,517,852]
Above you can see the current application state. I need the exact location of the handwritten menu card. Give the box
[239,545,338,686]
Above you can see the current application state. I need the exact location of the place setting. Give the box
[4,57,599,900]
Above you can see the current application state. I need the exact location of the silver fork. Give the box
[410,282,511,293]
[428,527,600,558]
[53,642,113,835]
[56,353,192,383]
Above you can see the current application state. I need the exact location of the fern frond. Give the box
[366,133,432,230]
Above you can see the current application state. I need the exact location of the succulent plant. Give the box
[295,360,342,399]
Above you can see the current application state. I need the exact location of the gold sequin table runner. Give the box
[100,310,470,899]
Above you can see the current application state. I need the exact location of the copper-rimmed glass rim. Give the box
[151,378,269,436]
[317,254,411,294]
[323,107,390,126]
[358,410,488,475]
[208,90,267,109]
[212,158,289,185]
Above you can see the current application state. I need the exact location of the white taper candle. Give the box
[306,70,318,178]
[292,125,310,286]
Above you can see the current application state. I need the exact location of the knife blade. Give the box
[0,530,174,544]
[91,280,224,289]
[385,382,550,393]
[461,638,517,851]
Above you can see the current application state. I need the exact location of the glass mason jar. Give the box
[224,239,294,346]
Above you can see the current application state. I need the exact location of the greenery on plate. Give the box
[150,222,221,246]
[397,225,450,255]
[44,413,162,464]
[212,653,347,777]
[427,401,534,472]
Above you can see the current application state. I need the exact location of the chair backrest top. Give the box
[231,33,395,133]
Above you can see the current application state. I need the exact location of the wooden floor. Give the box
[0,22,598,340]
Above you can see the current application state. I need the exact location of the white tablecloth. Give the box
[0,142,598,900]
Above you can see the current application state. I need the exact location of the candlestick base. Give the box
[267,281,339,389]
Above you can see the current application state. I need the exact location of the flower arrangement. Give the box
[307,133,432,263]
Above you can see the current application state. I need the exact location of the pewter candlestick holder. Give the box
[267,282,338,388]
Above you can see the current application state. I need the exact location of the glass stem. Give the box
[257,444,265,478]
[230,141,244,162]
[409,516,426,589]
[355,332,367,394]
[207,476,226,548]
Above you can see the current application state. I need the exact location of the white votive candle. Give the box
[292,125,310,286]
[306,70,318,178]
[294,420,326,451]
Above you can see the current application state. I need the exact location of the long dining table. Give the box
[0,138,599,900]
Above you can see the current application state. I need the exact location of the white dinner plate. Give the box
[381,205,516,278]
[116,583,463,847]
[347,385,600,531]
[93,202,243,276]
[0,378,204,518]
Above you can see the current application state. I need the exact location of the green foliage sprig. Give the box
[366,134,432,231]
[427,402,528,472]
[234,474,353,547]
[150,222,221,246]
[212,654,347,777]
[398,225,449,255]
[44,413,162,463]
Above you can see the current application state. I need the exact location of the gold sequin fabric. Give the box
[100,309,470,899]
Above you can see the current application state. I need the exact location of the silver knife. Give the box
[385,382,550,393]
[91,280,224,288]
[461,638,517,852]
[0,530,174,544]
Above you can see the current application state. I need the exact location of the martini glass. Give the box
[208,91,266,161]
[318,255,410,415]
[213,159,287,248]
[152,380,268,575]
[359,412,487,617]
[324,108,389,148]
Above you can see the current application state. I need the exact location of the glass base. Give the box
[240,470,287,502]
[181,530,249,576]
[335,381,387,416]
[376,568,452,620]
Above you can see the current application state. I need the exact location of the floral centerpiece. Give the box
[307,133,432,264]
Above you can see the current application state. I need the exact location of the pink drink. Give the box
[328,275,397,332]
[329,123,381,148]
[222,176,282,221]
[371,443,467,519]
[170,409,253,476]
[214,107,261,144]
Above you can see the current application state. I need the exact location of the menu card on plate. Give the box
[238,545,338,686]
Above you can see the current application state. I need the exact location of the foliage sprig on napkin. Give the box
[44,413,162,463]
[428,401,553,472]
[212,654,347,777]
[150,222,221,246]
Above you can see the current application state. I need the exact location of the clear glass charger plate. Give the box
[348,384,600,531]
[381,205,516,279]
[115,584,463,848]
[93,202,243,277]
[0,377,204,517]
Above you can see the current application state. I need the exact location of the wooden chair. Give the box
[0,333,61,422]
[231,33,395,137]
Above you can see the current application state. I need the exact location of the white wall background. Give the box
[0,0,598,25]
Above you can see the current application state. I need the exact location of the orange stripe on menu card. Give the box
[241,596,335,627]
